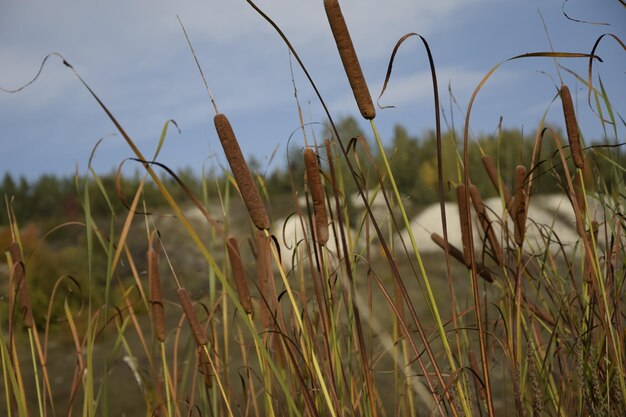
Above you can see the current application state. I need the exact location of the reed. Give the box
[469,184,504,265]
[481,154,513,216]
[226,236,254,315]
[431,233,493,282]
[304,147,329,245]
[9,242,33,329]
[214,113,270,230]
[148,245,166,343]
[323,0,375,120]
[177,288,208,347]
[560,85,584,169]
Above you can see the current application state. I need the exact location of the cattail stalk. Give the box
[456,184,472,265]
[561,85,584,169]
[214,113,270,230]
[469,185,504,265]
[324,0,375,120]
[148,246,166,342]
[513,165,528,247]
[226,236,254,315]
[431,233,493,283]
[9,242,33,328]
[177,288,208,346]
[481,155,513,217]
[304,147,329,245]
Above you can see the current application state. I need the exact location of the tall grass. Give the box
[1,1,625,416]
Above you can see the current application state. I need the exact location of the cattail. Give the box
[226,236,254,315]
[456,184,472,264]
[256,232,276,329]
[431,233,493,283]
[177,288,208,346]
[214,113,270,230]
[148,245,166,342]
[469,185,504,265]
[513,165,528,246]
[304,147,329,245]
[481,155,513,217]
[560,85,584,169]
[9,242,33,328]
[324,0,375,120]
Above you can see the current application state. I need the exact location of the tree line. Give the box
[1,116,624,226]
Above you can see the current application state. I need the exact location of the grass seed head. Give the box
[214,113,270,230]
[304,147,329,245]
[560,85,584,169]
[226,236,254,315]
[324,0,375,120]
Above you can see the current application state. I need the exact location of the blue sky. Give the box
[1,0,624,180]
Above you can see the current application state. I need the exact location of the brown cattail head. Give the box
[177,288,208,346]
[469,185,504,266]
[226,236,254,315]
[513,165,528,246]
[431,233,493,282]
[214,113,270,230]
[256,231,277,329]
[481,155,513,217]
[324,0,375,120]
[560,85,584,169]
[9,242,33,328]
[456,184,472,264]
[148,246,166,342]
[304,148,329,245]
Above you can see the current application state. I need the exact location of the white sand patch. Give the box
[399,194,583,255]
[273,214,358,271]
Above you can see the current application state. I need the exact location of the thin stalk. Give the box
[160,343,173,417]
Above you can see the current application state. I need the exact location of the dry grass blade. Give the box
[560,85,584,168]
[323,0,375,120]
[304,147,329,245]
[513,165,528,247]
[226,236,254,315]
[177,288,208,347]
[214,113,270,230]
